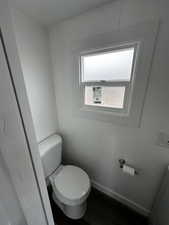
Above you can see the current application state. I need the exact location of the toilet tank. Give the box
[39,134,62,178]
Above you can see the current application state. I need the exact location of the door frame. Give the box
[0,1,55,225]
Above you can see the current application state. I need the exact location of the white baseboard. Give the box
[91,180,150,217]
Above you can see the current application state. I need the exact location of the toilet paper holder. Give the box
[119,159,139,175]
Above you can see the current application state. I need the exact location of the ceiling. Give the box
[11,0,113,26]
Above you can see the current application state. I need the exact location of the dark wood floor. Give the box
[48,186,148,225]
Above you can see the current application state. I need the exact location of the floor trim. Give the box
[91,180,150,217]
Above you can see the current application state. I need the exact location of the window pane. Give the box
[85,86,125,109]
[81,47,134,82]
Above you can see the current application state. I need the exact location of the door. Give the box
[0,22,54,225]
[0,149,26,225]
[150,167,169,225]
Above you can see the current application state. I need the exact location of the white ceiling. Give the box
[11,0,113,26]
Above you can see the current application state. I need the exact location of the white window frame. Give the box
[72,21,159,127]
[79,43,139,114]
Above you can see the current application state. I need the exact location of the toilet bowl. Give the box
[50,165,90,219]
[39,134,91,219]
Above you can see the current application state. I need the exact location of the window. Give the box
[84,86,125,109]
[73,21,158,127]
[80,45,136,111]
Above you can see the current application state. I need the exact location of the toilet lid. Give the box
[54,165,90,202]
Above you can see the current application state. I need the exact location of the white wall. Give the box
[49,0,169,214]
[11,9,58,143]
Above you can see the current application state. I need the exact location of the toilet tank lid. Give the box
[39,134,62,157]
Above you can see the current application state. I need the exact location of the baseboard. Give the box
[91,180,150,217]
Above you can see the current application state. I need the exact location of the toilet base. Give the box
[52,192,87,219]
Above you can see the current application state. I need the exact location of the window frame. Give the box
[72,21,158,127]
[79,43,139,114]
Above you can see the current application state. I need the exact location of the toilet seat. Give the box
[52,165,90,206]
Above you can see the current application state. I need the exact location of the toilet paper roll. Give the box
[122,164,135,176]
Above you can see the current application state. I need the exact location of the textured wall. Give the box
[49,0,169,213]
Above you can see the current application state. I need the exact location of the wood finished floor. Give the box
[48,187,148,225]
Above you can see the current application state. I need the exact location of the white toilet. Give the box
[39,134,91,219]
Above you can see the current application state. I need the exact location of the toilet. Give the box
[39,134,91,219]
